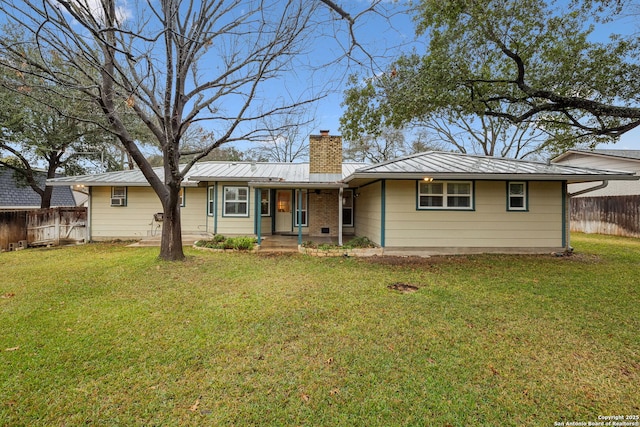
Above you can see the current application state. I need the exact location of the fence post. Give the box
[54,209,60,246]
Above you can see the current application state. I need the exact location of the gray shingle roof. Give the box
[0,167,77,208]
[348,151,637,182]
[572,149,640,161]
[591,149,640,160]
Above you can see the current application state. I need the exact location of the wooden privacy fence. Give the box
[0,207,87,251]
[570,195,640,238]
[0,210,28,251]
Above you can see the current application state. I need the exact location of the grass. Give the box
[1,233,639,426]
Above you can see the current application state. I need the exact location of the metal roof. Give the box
[47,162,367,186]
[347,151,638,184]
[46,167,165,187]
[47,152,637,188]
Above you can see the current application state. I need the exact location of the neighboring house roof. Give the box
[552,149,640,163]
[346,151,637,186]
[46,152,638,188]
[0,167,77,209]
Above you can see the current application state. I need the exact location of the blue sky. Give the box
[305,2,640,152]
[2,0,638,159]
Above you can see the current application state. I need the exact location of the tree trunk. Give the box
[40,185,53,209]
[158,185,185,261]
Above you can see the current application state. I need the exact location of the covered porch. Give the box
[251,181,351,247]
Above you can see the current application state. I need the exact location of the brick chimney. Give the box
[309,130,342,181]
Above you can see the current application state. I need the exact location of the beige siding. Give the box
[180,187,209,233]
[90,186,209,240]
[353,181,382,245]
[383,180,563,249]
[213,182,256,236]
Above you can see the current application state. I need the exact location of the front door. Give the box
[275,190,292,233]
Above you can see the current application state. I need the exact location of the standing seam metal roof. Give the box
[46,162,367,186]
[46,152,636,187]
[352,151,633,176]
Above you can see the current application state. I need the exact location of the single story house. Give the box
[552,149,640,237]
[47,133,638,254]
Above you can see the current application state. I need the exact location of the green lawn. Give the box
[1,234,638,426]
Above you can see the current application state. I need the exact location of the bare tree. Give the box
[247,110,314,162]
[411,112,556,160]
[0,0,389,260]
[344,127,410,163]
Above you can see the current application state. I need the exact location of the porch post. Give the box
[338,187,343,246]
[297,188,302,245]
[213,183,218,235]
[256,187,262,245]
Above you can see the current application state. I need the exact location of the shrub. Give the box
[227,236,257,251]
[195,235,256,251]
[344,236,378,249]
[301,236,378,250]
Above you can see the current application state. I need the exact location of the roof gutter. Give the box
[248,180,347,189]
[345,172,639,182]
[568,180,609,197]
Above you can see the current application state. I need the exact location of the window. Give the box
[294,190,308,226]
[223,186,249,217]
[261,190,270,216]
[207,186,215,216]
[342,189,354,227]
[179,188,185,207]
[110,186,127,207]
[277,191,291,212]
[418,181,473,210]
[507,182,528,211]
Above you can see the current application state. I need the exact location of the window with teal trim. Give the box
[418,181,472,210]
[207,186,215,216]
[261,190,270,216]
[342,189,354,227]
[223,186,249,217]
[294,190,308,226]
[507,182,527,211]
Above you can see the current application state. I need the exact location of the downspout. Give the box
[256,188,262,245]
[380,180,386,248]
[297,189,302,245]
[568,180,609,197]
[87,187,92,242]
[214,183,218,235]
[338,187,343,246]
[562,182,568,251]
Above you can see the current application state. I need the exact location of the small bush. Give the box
[195,235,256,251]
[301,236,378,250]
[344,236,378,249]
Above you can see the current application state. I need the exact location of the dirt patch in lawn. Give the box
[387,283,419,293]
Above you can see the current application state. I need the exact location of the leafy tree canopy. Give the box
[341,0,640,156]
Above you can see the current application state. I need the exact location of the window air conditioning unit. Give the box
[111,198,125,206]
